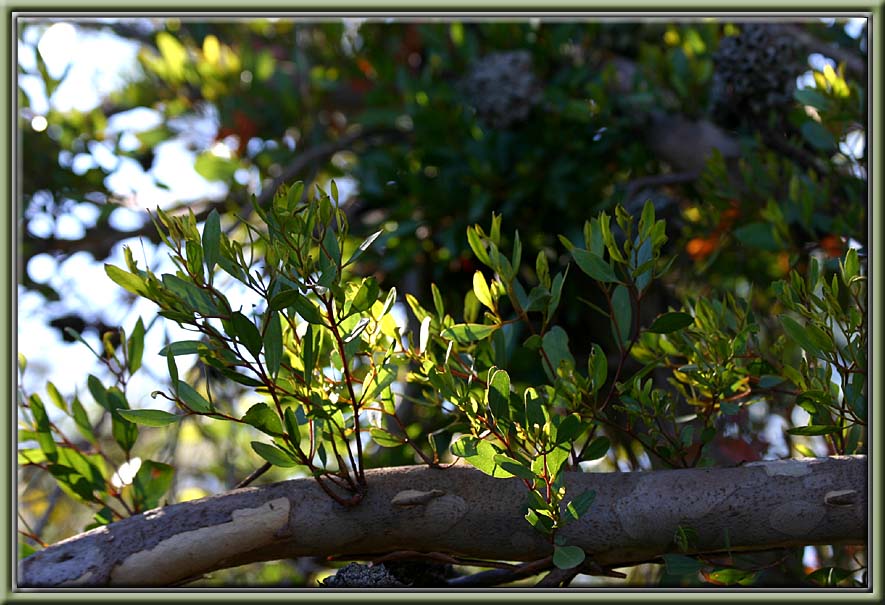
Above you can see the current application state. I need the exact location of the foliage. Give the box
[17,18,867,587]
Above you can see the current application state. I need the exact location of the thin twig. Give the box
[234,462,272,489]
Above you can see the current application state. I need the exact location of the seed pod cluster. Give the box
[710,24,801,129]
[460,50,542,129]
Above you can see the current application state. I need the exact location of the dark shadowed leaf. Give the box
[553,545,586,569]
[242,402,284,436]
[572,249,618,282]
[202,209,221,274]
[232,312,263,358]
[647,312,694,334]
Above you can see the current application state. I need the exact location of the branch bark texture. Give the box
[18,456,866,587]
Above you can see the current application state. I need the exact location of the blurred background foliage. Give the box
[17,17,866,587]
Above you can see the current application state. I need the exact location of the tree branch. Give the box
[18,456,866,588]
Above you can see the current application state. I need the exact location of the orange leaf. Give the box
[686,235,718,260]
[819,234,844,258]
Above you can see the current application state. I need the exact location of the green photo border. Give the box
[1,2,881,602]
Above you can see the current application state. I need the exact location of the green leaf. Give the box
[177,381,211,413]
[800,120,836,152]
[231,312,263,359]
[166,347,179,389]
[132,460,174,510]
[70,397,96,445]
[492,454,535,481]
[572,249,618,282]
[303,324,315,389]
[441,323,497,344]
[807,566,857,587]
[525,508,555,534]
[194,152,239,181]
[639,200,656,238]
[378,286,396,320]
[647,312,694,334]
[487,369,511,423]
[524,387,546,431]
[523,334,543,350]
[842,248,860,284]
[582,436,611,461]
[431,283,445,320]
[706,568,758,586]
[538,444,571,478]
[45,382,67,413]
[127,317,145,374]
[554,414,585,445]
[793,88,831,111]
[106,388,138,455]
[553,545,586,570]
[611,285,631,346]
[286,181,304,211]
[369,427,404,448]
[565,489,596,520]
[780,315,832,357]
[787,425,839,436]
[162,274,218,316]
[270,289,326,325]
[203,209,221,274]
[251,441,298,467]
[547,268,568,318]
[117,409,181,427]
[264,311,283,377]
[242,402,284,437]
[321,225,341,267]
[47,463,95,503]
[268,288,303,313]
[536,251,551,289]
[29,394,57,463]
[87,375,107,409]
[105,264,148,296]
[349,277,380,314]
[159,340,207,356]
[589,343,607,393]
[466,226,492,267]
[344,317,371,343]
[541,326,574,381]
[473,271,495,312]
[284,407,302,447]
[345,229,384,266]
[451,437,512,478]
[292,295,326,326]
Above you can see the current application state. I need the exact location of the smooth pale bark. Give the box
[19,456,866,587]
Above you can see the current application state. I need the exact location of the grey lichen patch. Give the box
[745,458,813,477]
[768,501,825,536]
[825,490,858,507]
[424,495,469,535]
[616,473,737,540]
[391,489,445,507]
[109,497,290,586]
